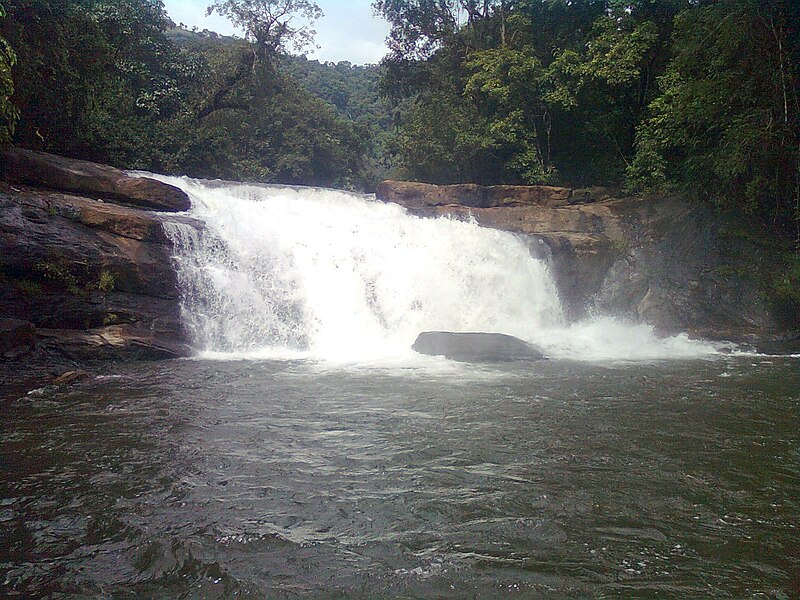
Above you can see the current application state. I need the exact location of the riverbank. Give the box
[0,148,197,397]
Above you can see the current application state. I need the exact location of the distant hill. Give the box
[167,28,396,183]
[282,55,397,179]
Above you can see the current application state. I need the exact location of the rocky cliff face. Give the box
[1,149,197,372]
[377,180,798,350]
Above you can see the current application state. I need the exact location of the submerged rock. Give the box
[412,331,546,362]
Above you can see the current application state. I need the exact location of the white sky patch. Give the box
[162,0,390,65]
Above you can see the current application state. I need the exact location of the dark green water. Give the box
[2,356,799,598]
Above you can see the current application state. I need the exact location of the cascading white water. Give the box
[157,175,722,362]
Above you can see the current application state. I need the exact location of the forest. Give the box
[0,0,798,246]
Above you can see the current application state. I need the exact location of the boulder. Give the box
[1,146,190,212]
[412,331,546,362]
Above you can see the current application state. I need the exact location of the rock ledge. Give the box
[1,146,190,211]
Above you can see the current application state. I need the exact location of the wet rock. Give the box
[0,184,181,300]
[0,318,36,357]
[1,146,190,211]
[0,181,193,364]
[52,370,90,385]
[37,325,191,360]
[412,331,546,362]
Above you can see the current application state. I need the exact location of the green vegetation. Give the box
[34,260,80,294]
[96,269,115,293]
[282,55,400,186]
[0,0,378,189]
[0,0,797,248]
[0,1,17,143]
[773,255,800,302]
[30,260,117,296]
[15,278,42,296]
[374,0,799,244]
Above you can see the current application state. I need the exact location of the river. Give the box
[2,356,798,597]
[2,180,798,598]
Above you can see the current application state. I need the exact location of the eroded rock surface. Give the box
[0,318,36,358]
[377,180,583,209]
[0,181,195,366]
[0,146,190,211]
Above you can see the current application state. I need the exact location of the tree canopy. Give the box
[207,0,323,55]
[0,0,797,246]
[373,0,799,243]
[0,0,379,189]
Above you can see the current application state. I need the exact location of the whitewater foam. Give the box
[156,176,725,363]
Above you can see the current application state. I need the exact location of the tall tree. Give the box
[198,0,323,119]
[628,0,799,240]
[208,0,322,55]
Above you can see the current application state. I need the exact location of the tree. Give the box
[628,0,799,240]
[207,0,322,55]
[374,0,513,60]
[197,0,323,119]
[0,0,199,163]
[466,46,557,183]
[0,1,18,144]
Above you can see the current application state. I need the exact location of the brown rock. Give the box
[376,180,572,209]
[52,370,90,385]
[1,146,190,211]
[0,182,193,361]
[38,325,191,360]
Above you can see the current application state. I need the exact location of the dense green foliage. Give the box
[282,55,400,184]
[1,0,798,247]
[0,2,18,143]
[0,0,379,188]
[375,0,799,241]
[628,0,799,240]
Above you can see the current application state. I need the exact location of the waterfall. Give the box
[156,176,722,362]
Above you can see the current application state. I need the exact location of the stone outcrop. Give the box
[376,180,611,210]
[0,180,195,365]
[412,331,546,362]
[0,146,190,211]
[377,180,798,349]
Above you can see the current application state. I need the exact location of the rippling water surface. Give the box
[2,356,799,598]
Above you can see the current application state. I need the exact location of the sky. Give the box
[162,0,391,65]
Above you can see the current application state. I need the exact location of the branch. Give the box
[195,48,256,120]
